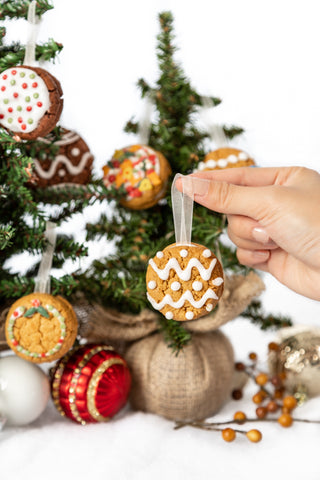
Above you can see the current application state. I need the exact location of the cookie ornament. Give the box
[5,222,78,363]
[146,175,224,321]
[196,147,255,172]
[32,128,94,187]
[103,144,172,209]
[0,2,63,140]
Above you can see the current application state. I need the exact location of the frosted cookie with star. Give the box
[146,243,224,321]
[5,293,78,363]
[0,66,63,140]
[195,147,255,172]
[102,144,172,210]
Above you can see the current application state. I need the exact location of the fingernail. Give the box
[252,250,270,259]
[183,177,209,197]
[252,227,271,244]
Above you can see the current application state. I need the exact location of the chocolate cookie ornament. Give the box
[0,66,63,140]
[32,128,93,187]
[103,144,172,210]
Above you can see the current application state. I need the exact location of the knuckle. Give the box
[214,181,231,210]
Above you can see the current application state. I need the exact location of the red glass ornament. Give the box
[51,344,131,425]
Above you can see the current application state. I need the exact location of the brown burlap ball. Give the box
[125,330,234,421]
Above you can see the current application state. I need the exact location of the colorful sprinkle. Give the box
[8,107,12,112]
[25,96,31,102]
[37,101,43,107]
[13,92,18,98]
[18,117,23,123]
[21,124,27,130]
[8,118,13,123]
[32,82,38,88]
[2,75,7,80]
[33,93,39,99]
[1,86,6,91]
[11,70,17,75]
[29,73,36,79]
[17,106,22,111]
[10,79,15,85]
[0,114,4,119]
[3,99,9,104]
[26,106,32,112]
[22,83,28,89]
[19,72,25,78]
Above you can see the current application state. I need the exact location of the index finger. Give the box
[189,166,289,187]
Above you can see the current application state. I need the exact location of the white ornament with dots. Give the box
[148,281,157,290]
[180,249,188,258]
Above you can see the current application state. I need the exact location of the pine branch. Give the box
[241,300,292,330]
[158,317,192,354]
[0,224,15,250]
[0,40,63,71]
[0,0,53,20]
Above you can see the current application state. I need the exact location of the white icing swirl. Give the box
[149,257,217,282]
[147,289,218,310]
[148,281,156,290]
[192,281,203,291]
[34,152,92,179]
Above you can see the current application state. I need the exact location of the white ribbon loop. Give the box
[138,96,154,146]
[34,222,57,294]
[171,174,194,245]
[23,0,40,66]
[200,96,228,148]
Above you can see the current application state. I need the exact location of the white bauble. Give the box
[0,355,50,426]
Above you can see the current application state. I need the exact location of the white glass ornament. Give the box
[0,355,50,426]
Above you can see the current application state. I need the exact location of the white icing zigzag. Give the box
[147,289,218,310]
[148,257,217,281]
[34,152,92,179]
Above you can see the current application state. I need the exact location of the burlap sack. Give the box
[125,330,234,421]
[84,271,264,343]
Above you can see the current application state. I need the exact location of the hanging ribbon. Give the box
[200,96,228,148]
[138,95,154,145]
[171,174,195,245]
[34,221,57,294]
[23,0,40,66]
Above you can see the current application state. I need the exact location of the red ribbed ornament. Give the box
[51,344,131,424]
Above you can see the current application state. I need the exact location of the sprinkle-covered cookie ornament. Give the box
[31,128,94,187]
[102,144,172,210]
[195,147,255,172]
[5,293,78,363]
[146,243,224,321]
[0,66,63,140]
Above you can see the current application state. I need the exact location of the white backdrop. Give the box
[2,1,320,479]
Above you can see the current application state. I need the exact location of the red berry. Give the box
[32,82,38,88]
[18,117,23,123]
[12,340,18,346]
[21,124,27,130]
[22,83,28,89]
[1,86,6,91]
[146,169,155,174]
[112,160,120,168]
[58,338,64,344]
[13,92,18,98]
[26,106,32,112]
[13,310,19,317]
[41,353,46,358]
[11,70,17,75]
[37,102,43,107]
[31,299,40,307]
[130,189,142,197]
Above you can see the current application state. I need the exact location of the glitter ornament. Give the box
[51,344,131,424]
[268,327,320,402]
[0,66,63,140]
[0,355,50,426]
[195,147,255,172]
[102,144,172,209]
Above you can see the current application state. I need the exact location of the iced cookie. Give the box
[0,66,63,140]
[146,243,224,321]
[195,147,255,172]
[31,128,94,187]
[5,293,78,363]
[102,144,172,209]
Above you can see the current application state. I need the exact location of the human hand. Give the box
[179,166,320,301]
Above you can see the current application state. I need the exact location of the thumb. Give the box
[178,176,269,219]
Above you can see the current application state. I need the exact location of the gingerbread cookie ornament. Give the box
[146,174,224,321]
[5,222,78,363]
[196,147,255,172]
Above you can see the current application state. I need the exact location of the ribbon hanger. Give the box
[23,0,40,66]
[34,221,57,294]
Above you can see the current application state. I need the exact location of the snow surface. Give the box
[2,1,320,478]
